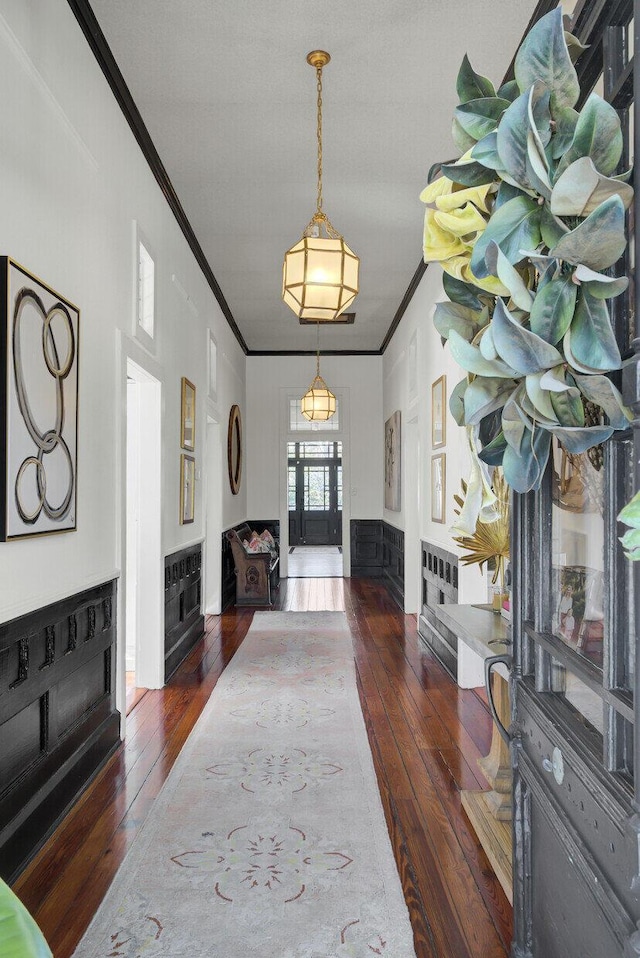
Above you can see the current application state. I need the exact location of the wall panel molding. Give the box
[164,543,204,680]
[0,579,120,882]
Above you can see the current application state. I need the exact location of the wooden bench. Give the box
[225,525,279,607]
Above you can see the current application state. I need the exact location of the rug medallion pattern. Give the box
[74,612,417,957]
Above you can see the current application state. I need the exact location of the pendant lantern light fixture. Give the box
[282,51,359,323]
[301,322,336,421]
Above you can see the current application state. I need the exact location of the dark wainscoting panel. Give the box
[221,520,280,612]
[164,544,204,681]
[418,541,459,678]
[0,579,120,882]
[350,520,383,578]
[382,522,405,610]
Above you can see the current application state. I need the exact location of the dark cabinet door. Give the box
[510,7,640,955]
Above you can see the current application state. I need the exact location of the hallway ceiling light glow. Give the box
[301,323,336,421]
[282,51,359,323]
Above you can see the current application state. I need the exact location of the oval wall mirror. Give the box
[227,404,242,495]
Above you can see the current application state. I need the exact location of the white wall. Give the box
[0,0,246,623]
[246,354,384,569]
[383,264,487,612]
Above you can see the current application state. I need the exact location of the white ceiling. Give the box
[90,0,538,352]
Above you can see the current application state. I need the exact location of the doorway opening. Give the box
[287,440,343,578]
[125,359,163,715]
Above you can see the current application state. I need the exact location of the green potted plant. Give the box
[0,879,52,958]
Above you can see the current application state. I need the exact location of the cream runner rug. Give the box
[74,612,417,957]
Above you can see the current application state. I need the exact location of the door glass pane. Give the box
[288,466,296,510]
[551,440,605,671]
[621,437,636,691]
[304,466,330,510]
[550,657,604,736]
[337,465,343,510]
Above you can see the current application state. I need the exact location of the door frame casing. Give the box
[279,388,351,578]
[117,334,165,737]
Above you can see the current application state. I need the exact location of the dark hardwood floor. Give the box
[12,577,511,958]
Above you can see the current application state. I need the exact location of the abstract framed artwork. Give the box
[180,377,196,451]
[0,258,79,541]
[431,375,446,449]
[384,410,401,512]
[180,454,195,524]
[431,453,446,524]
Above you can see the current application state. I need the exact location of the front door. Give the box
[288,441,342,546]
[510,4,640,955]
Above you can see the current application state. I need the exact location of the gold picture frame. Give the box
[431,375,446,449]
[180,377,196,451]
[431,453,446,524]
[227,404,242,495]
[180,454,195,524]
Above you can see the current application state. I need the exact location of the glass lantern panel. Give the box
[284,248,306,287]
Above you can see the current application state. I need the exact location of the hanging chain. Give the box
[316,321,321,377]
[316,65,323,214]
[301,54,341,239]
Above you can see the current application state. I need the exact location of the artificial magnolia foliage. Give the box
[422,8,632,532]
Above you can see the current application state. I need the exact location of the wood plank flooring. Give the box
[12,578,512,957]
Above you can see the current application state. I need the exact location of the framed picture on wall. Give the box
[431,375,446,449]
[180,454,195,524]
[181,377,196,451]
[431,453,446,524]
[0,257,80,541]
[384,410,401,511]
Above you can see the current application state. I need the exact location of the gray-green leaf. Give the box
[573,264,629,300]
[434,301,482,342]
[549,386,585,427]
[496,82,551,193]
[457,54,496,104]
[525,373,558,420]
[471,132,503,171]
[540,204,569,250]
[619,490,640,528]
[573,373,631,429]
[546,424,614,453]
[549,195,627,271]
[556,93,624,179]
[565,288,621,371]
[550,107,579,159]
[448,329,520,378]
[452,117,477,153]
[484,243,534,311]
[491,298,562,374]
[551,156,634,217]
[470,195,541,278]
[514,8,579,113]
[464,377,515,425]
[450,378,469,426]
[442,272,487,310]
[529,275,577,344]
[456,97,512,142]
[440,159,498,187]
[502,425,551,492]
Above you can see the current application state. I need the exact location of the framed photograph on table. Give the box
[431,453,446,524]
[180,454,195,524]
[180,377,196,451]
[431,375,446,449]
